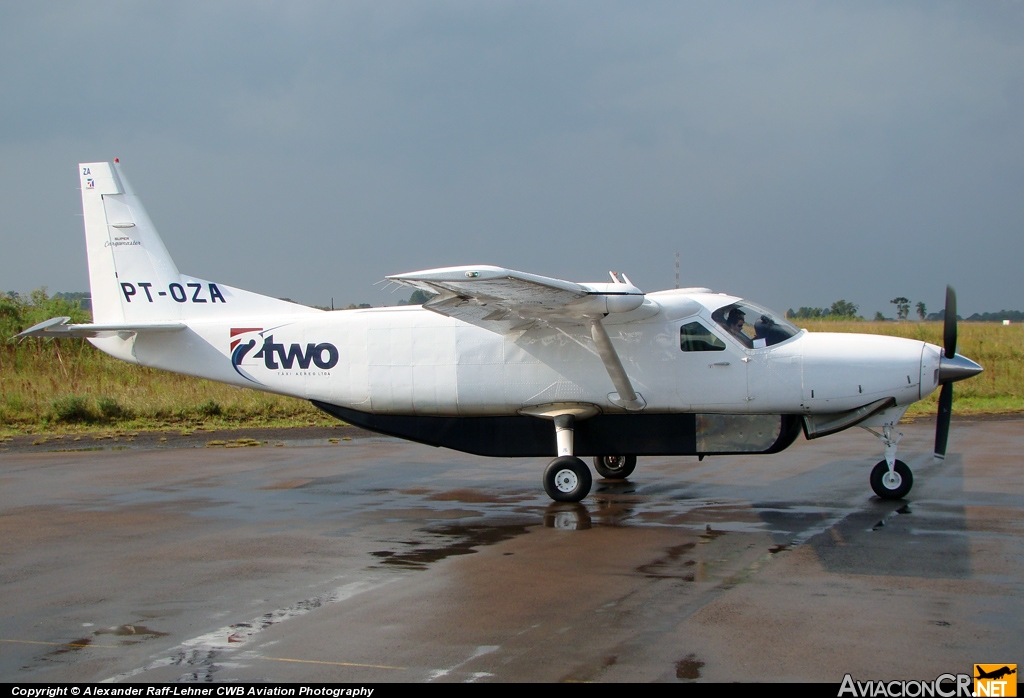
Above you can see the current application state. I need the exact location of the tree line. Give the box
[6,288,1021,329]
[786,299,860,320]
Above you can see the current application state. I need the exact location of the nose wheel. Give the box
[870,459,913,499]
[864,423,914,500]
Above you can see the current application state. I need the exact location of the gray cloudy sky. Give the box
[1,1,1021,316]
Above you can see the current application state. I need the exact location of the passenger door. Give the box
[676,320,749,411]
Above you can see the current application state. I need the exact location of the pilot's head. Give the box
[727,308,745,329]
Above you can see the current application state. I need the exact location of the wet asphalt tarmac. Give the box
[0,419,1021,683]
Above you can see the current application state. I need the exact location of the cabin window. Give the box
[680,322,726,352]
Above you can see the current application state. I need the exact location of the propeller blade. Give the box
[934,382,953,458]
[943,285,957,360]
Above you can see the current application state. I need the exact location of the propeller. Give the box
[942,285,957,361]
[934,285,983,458]
[934,382,953,458]
[934,286,956,457]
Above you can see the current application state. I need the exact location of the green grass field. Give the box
[2,299,1020,436]
[0,343,336,435]
[0,291,332,435]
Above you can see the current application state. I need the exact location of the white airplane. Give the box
[19,161,984,503]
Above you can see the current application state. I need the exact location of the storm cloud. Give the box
[2,1,1021,316]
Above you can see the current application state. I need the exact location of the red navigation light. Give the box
[114,157,119,163]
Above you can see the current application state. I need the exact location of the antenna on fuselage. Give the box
[675,252,680,289]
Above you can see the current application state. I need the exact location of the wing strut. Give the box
[588,317,645,411]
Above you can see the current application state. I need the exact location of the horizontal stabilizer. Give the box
[14,316,186,339]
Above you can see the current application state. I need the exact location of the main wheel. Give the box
[592,455,637,479]
[870,459,913,500]
[543,456,593,503]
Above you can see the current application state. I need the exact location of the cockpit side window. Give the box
[680,321,726,352]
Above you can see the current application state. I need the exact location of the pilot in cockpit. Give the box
[714,302,799,349]
[724,308,753,347]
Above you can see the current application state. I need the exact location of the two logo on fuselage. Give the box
[230,327,338,384]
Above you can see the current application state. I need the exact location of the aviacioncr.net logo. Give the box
[838,674,974,698]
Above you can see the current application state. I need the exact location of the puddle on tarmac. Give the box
[370,521,533,569]
[95,624,168,638]
[586,502,637,528]
[425,489,532,505]
[636,542,698,580]
[699,524,727,544]
[676,653,704,679]
[38,624,169,665]
[634,501,766,534]
[259,479,315,490]
[48,638,92,655]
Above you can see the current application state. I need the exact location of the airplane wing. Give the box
[388,265,648,410]
[14,316,186,339]
[387,265,644,332]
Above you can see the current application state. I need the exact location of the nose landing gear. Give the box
[865,424,914,500]
[870,459,913,499]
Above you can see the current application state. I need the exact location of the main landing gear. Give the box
[544,456,593,503]
[865,424,914,500]
[593,454,637,479]
[541,414,592,502]
[539,414,638,502]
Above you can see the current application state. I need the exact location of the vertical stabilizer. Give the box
[78,160,320,329]
[79,161,182,324]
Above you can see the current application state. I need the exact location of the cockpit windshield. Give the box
[711,301,799,348]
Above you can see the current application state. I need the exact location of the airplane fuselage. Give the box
[92,289,939,422]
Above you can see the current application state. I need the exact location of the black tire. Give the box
[870,459,913,500]
[592,455,637,479]
[543,456,593,503]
